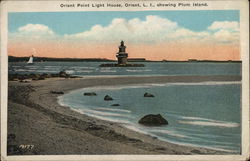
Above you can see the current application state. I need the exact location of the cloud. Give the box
[208,21,239,31]
[207,21,239,44]
[212,29,239,43]
[64,16,239,44]
[9,17,239,45]
[9,24,56,41]
[168,28,210,41]
[18,24,54,34]
[64,15,179,43]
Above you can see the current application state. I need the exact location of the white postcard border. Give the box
[1,0,249,161]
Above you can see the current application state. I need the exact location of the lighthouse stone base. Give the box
[99,63,145,67]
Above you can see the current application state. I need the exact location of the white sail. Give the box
[27,55,33,64]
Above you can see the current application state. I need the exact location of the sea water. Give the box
[8,61,241,76]
[58,82,241,153]
[9,61,241,153]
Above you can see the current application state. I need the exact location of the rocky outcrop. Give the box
[84,92,97,96]
[59,71,70,78]
[85,124,104,131]
[100,63,144,67]
[111,104,120,106]
[138,114,168,126]
[104,95,113,101]
[50,91,64,94]
[8,72,80,81]
[144,92,155,97]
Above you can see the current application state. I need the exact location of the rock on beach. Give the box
[144,92,155,97]
[111,104,120,106]
[138,114,168,126]
[50,91,64,94]
[104,95,113,101]
[84,92,97,96]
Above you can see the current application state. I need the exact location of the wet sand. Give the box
[7,75,241,155]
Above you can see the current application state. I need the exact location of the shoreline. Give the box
[7,75,241,155]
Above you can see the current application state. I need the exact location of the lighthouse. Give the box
[99,41,144,67]
[116,40,128,65]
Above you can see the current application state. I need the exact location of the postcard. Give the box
[0,0,249,161]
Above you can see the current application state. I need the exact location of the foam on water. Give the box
[126,69,152,72]
[181,116,218,121]
[72,66,95,69]
[77,70,93,73]
[44,66,61,67]
[150,129,189,138]
[141,131,238,153]
[14,69,36,72]
[24,65,40,67]
[83,109,133,118]
[100,70,117,73]
[179,116,239,127]
[26,67,38,69]
[36,70,59,73]
[71,108,131,124]
[186,131,239,140]
[169,81,241,86]
[95,107,131,113]
[65,70,75,74]
[78,81,241,92]
[179,121,239,128]
[43,67,57,70]
[123,124,152,135]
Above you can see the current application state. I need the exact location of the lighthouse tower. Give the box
[116,40,128,65]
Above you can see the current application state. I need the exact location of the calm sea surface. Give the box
[9,61,241,76]
[9,61,241,153]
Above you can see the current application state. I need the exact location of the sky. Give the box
[8,10,240,61]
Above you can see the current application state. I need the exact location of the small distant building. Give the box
[188,59,197,62]
[116,41,128,65]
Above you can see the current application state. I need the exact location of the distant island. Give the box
[8,56,115,62]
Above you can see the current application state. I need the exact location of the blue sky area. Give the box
[8,10,239,35]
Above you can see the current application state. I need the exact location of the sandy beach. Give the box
[7,75,241,155]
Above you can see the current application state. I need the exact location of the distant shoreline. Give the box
[8,56,242,63]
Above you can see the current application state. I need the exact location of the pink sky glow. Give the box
[8,41,240,61]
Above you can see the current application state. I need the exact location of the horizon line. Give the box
[8,55,242,62]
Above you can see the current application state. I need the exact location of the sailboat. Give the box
[27,55,34,64]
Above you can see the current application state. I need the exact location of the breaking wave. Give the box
[179,121,239,128]
[150,129,189,138]
[95,107,131,113]
[83,109,133,118]
[70,108,131,124]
